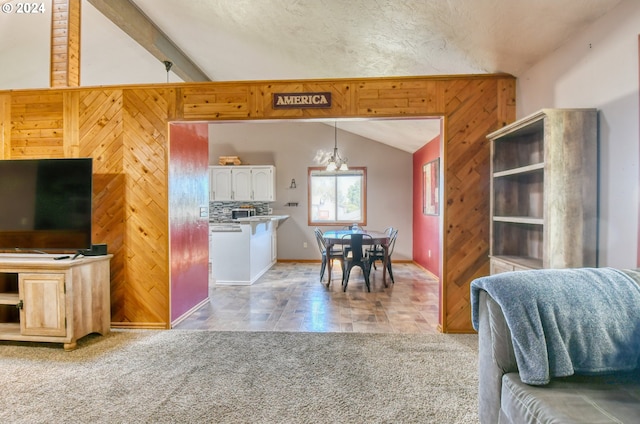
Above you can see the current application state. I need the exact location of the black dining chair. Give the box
[368,228,398,284]
[367,227,393,270]
[314,228,343,284]
[341,233,373,292]
[341,225,357,255]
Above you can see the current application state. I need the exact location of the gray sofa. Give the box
[472,268,640,423]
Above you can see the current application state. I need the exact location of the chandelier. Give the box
[326,122,348,171]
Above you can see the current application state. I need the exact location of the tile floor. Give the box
[174,261,441,334]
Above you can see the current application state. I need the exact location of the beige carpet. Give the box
[0,330,479,423]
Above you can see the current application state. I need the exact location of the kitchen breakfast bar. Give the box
[209,215,288,285]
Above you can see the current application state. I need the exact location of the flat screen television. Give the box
[0,158,93,251]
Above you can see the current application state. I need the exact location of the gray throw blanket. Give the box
[471,267,640,385]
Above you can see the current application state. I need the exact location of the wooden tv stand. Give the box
[0,254,111,350]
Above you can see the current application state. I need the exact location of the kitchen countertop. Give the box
[209,215,289,232]
[210,215,289,224]
[233,215,289,223]
[208,223,242,232]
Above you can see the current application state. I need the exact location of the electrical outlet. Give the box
[303,242,308,248]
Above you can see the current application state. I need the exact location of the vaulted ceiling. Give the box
[104,0,623,151]
[1,0,623,151]
[126,0,621,80]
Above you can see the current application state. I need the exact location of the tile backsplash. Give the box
[209,201,271,222]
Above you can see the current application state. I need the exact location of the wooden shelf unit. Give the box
[488,109,598,273]
[0,254,111,350]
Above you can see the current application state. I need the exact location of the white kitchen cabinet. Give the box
[210,167,233,201]
[209,165,276,201]
[210,219,275,285]
[231,167,252,201]
[251,166,275,201]
[209,216,287,285]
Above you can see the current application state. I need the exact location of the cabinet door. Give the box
[490,258,515,275]
[232,168,252,200]
[252,166,275,201]
[18,273,66,337]
[210,167,232,201]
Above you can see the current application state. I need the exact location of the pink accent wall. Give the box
[169,123,210,324]
[413,136,441,278]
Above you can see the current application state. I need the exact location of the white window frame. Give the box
[307,167,367,226]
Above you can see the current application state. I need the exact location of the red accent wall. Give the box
[169,123,210,324]
[413,135,441,278]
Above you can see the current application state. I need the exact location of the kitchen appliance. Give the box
[231,208,256,219]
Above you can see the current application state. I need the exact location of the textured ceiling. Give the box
[131,0,621,79]
[124,0,621,152]
[0,0,622,152]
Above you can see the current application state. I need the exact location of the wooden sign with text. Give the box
[272,92,332,109]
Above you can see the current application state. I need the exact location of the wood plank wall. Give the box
[51,0,81,88]
[0,75,516,332]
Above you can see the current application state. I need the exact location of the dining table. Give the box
[321,229,391,288]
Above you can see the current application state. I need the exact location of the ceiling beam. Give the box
[87,0,210,82]
[51,0,81,87]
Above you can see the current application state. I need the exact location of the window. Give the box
[308,167,367,226]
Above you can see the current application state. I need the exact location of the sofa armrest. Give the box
[478,289,518,424]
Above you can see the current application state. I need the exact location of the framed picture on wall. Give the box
[423,158,439,215]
